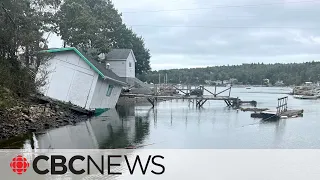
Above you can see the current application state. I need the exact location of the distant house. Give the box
[213,80,223,85]
[36,47,127,111]
[263,79,270,85]
[275,80,284,86]
[305,82,313,86]
[106,49,136,85]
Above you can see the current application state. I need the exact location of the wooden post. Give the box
[214,86,217,97]
[199,99,207,107]
[147,98,155,108]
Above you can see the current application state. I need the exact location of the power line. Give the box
[127,25,319,29]
[122,0,320,13]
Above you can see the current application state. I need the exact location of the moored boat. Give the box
[293,95,318,99]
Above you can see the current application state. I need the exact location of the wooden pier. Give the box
[121,85,257,108]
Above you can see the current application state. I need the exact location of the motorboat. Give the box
[293,95,318,99]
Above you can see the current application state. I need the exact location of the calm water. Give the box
[2,87,320,149]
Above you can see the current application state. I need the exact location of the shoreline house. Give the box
[36,47,127,112]
[105,49,136,86]
[104,49,152,94]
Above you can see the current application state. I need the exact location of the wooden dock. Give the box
[251,97,303,120]
[121,85,257,108]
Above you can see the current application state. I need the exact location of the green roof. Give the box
[45,47,126,85]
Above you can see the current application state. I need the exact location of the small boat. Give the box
[293,95,318,99]
[246,87,251,89]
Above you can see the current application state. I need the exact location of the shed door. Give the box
[67,71,94,108]
[46,65,74,101]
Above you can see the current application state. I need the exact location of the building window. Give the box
[106,85,114,96]
[129,62,132,67]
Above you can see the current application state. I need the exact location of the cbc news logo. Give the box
[9,154,165,176]
[10,155,30,175]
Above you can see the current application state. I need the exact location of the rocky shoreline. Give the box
[0,98,91,140]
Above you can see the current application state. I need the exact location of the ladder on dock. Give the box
[258,96,303,120]
[276,96,288,115]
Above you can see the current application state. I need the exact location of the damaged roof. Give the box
[45,47,127,85]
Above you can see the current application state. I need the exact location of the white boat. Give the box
[293,95,318,99]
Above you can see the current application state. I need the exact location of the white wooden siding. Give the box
[107,61,126,77]
[89,77,122,109]
[67,71,94,107]
[39,51,97,109]
[126,51,136,78]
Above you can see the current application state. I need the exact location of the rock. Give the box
[56,120,64,123]
[45,107,51,113]
[27,118,36,123]
[63,119,70,124]
[22,114,35,123]
[44,123,50,129]
[22,108,29,115]
[28,128,37,132]
[22,114,29,118]
[6,124,14,128]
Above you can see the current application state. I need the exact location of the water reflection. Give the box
[19,106,151,149]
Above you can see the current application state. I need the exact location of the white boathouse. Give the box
[36,47,127,111]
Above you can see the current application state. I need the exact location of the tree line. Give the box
[0,0,150,109]
[138,62,320,86]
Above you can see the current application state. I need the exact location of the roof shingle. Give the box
[106,49,131,60]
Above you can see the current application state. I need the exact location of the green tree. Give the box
[0,0,57,98]
[56,0,151,74]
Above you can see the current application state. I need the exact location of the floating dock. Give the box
[250,96,303,120]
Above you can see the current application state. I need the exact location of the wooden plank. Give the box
[147,98,155,108]
[199,99,208,107]
[171,85,187,95]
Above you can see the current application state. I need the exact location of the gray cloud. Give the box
[112,0,320,70]
[48,0,320,70]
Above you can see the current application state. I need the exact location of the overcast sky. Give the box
[48,0,320,70]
